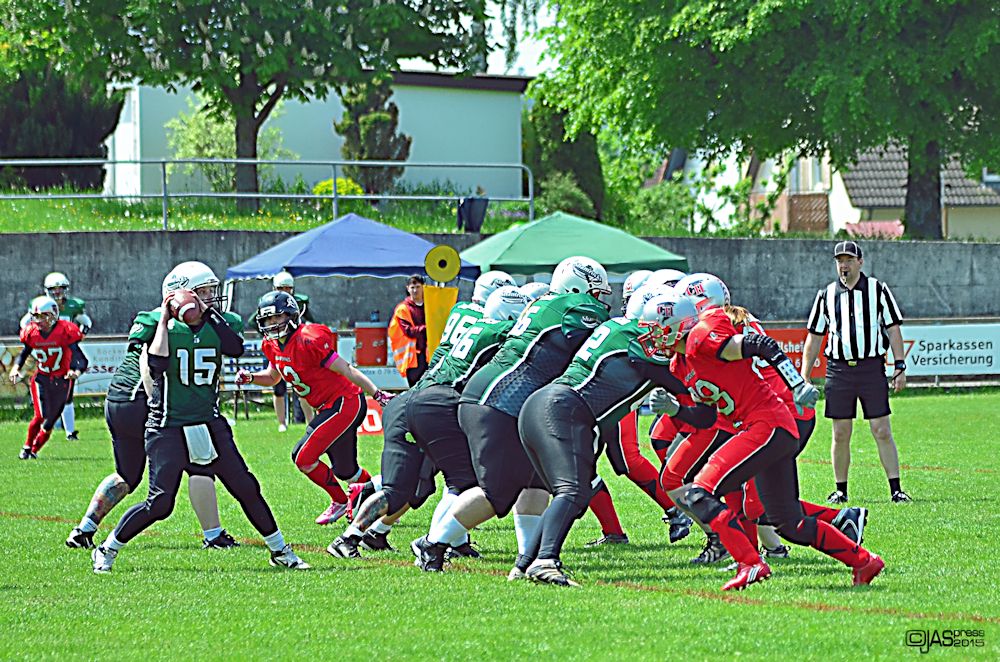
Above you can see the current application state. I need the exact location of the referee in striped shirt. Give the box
[801,240,911,504]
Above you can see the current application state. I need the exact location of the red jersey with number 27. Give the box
[262,323,360,410]
[684,308,796,435]
[19,320,83,378]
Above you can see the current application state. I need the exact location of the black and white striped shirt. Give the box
[806,273,903,360]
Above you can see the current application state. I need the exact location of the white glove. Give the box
[649,388,680,416]
[792,382,820,409]
[235,369,253,386]
[373,390,394,407]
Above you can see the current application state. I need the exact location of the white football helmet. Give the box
[625,283,671,319]
[273,271,295,290]
[676,272,730,312]
[44,272,70,300]
[162,261,226,308]
[622,269,653,314]
[473,270,517,305]
[637,290,699,358]
[519,281,550,302]
[484,285,531,321]
[647,268,687,288]
[550,256,612,308]
[29,295,59,331]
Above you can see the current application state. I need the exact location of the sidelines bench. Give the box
[221,343,279,421]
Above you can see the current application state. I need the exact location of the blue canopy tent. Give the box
[225,213,480,281]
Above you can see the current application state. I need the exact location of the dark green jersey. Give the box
[106,311,158,403]
[555,317,682,424]
[59,297,86,321]
[141,309,244,427]
[293,293,314,323]
[416,318,514,393]
[427,301,485,369]
[461,292,610,417]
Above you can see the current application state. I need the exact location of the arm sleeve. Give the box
[740,332,805,389]
[673,403,717,429]
[806,288,828,334]
[148,353,169,378]
[68,343,89,372]
[204,309,244,357]
[15,344,31,368]
[879,281,903,327]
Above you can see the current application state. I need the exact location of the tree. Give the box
[334,75,412,196]
[6,0,488,210]
[538,1,1000,239]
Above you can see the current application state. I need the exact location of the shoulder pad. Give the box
[222,311,244,333]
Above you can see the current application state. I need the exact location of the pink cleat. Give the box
[721,561,772,591]
[315,501,349,525]
[853,554,885,586]
[346,482,368,522]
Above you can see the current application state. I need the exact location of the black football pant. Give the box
[105,398,151,491]
[380,390,437,514]
[518,385,598,562]
[112,417,277,544]
[407,384,477,495]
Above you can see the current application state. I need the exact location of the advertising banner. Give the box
[896,324,1000,376]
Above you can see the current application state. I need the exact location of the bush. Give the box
[536,171,596,218]
[629,180,696,234]
[311,177,368,216]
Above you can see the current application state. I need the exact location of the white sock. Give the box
[514,514,542,556]
[104,532,125,551]
[203,526,222,541]
[263,530,286,552]
[759,524,783,549]
[431,490,457,531]
[79,517,98,533]
[429,513,468,546]
[344,524,364,539]
[371,474,383,491]
[62,403,76,435]
[369,520,392,535]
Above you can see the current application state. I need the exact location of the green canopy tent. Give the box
[460,212,688,276]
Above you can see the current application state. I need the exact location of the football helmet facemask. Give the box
[637,291,698,359]
[30,296,60,331]
[44,272,70,302]
[256,291,301,340]
[621,269,653,314]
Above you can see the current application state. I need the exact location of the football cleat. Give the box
[446,540,481,560]
[585,533,630,546]
[327,535,362,559]
[315,500,349,525]
[66,431,80,441]
[277,424,287,433]
[722,561,772,591]
[827,490,848,504]
[202,530,240,549]
[360,530,395,552]
[690,533,731,564]
[891,490,912,503]
[410,536,448,572]
[762,544,790,559]
[18,447,36,460]
[66,528,95,550]
[269,544,311,569]
[853,554,885,586]
[832,507,868,545]
[526,559,581,588]
[347,482,375,522]
[507,566,527,581]
[664,507,693,543]
[92,546,117,573]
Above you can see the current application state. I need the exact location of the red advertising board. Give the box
[358,396,384,435]
[767,328,827,379]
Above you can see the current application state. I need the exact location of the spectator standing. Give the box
[388,275,428,386]
[801,241,911,504]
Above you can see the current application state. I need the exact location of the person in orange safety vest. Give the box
[388,275,429,386]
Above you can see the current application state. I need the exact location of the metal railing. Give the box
[0,158,535,230]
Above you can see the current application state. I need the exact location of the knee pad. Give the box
[146,493,177,522]
[382,487,407,517]
[777,516,818,547]
[676,486,726,524]
[297,460,319,473]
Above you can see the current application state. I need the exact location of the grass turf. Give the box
[2,391,998,659]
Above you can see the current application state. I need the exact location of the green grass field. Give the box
[2,391,998,660]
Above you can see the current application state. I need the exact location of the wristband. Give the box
[894,361,906,371]
[776,357,805,388]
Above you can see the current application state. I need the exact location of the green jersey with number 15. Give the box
[134,308,244,427]
[427,301,485,369]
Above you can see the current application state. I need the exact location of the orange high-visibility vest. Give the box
[388,302,419,377]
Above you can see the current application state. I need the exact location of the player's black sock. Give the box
[836,481,848,497]
[888,477,901,494]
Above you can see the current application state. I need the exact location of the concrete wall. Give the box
[2,232,998,336]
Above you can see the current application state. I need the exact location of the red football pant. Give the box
[660,427,731,493]
[587,480,624,536]
[293,394,366,503]
[692,420,797,496]
[649,414,682,464]
[617,411,675,511]
[26,374,71,454]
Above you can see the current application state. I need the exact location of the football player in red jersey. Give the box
[638,290,885,590]
[238,291,394,525]
[9,296,89,459]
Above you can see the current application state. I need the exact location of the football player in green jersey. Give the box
[92,262,308,573]
[517,289,716,585]
[413,256,612,576]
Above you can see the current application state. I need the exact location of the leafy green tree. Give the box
[6,0,488,210]
[536,170,595,218]
[539,1,1000,239]
[334,76,411,195]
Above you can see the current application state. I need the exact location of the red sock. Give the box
[742,521,759,550]
[25,418,42,449]
[588,488,625,536]
[304,463,348,502]
[800,500,839,523]
[708,508,761,565]
[653,447,668,464]
[31,428,53,454]
[354,468,372,484]
[629,460,676,510]
[809,520,871,568]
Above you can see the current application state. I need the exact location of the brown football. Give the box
[169,289,202,324]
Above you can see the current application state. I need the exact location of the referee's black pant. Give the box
[112,417,277,544]
[518,385,599,562]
